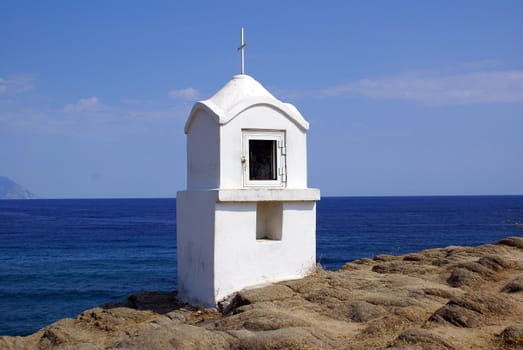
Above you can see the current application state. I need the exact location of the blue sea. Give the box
[1,196,522,336]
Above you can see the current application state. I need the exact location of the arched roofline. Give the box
[184,97,309,134]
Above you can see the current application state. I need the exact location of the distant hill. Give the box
[0,176,37,199]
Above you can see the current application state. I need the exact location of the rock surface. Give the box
[1,237,523,349]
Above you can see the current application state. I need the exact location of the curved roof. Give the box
[184,75,309,133]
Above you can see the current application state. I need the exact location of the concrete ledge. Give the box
[217,188,320,202]
[177,189,321,202]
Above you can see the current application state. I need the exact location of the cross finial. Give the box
[237,27,246,75]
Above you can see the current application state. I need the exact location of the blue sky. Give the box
[1,1,522,198]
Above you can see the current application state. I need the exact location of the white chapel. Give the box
[176,31,320,306]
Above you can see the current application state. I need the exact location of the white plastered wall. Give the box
[178,77,319,307]
[176,190,216,305]
[213,201,316,303]
[219,105,307,189]
[187,110,220,190]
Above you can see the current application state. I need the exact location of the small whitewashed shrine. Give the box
[176,31,320,306]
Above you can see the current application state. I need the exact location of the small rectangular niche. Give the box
[256,202,283,241]
[249,139,277,181]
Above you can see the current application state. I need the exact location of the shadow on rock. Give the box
[101,291,187,314]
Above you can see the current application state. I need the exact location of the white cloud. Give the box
[320,69,523,105]
[168,87,199,100]
[64,97,103,112]
[1,97,191,137]
[0,75,34,94]
[274,62,523,105]
[121,98,156,106]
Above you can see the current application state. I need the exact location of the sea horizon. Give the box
[3,193,523,201]
[1,195,522,336]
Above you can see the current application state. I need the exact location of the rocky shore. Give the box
[2,236,523,350]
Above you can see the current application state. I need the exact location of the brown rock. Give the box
[457,261,495,278]
[0,337,28,350]
[236,327,331,350]
[392,328,456,350]
[346,300,388,322]
[110,323,234,350]
[422,288,456,300]
[234,284,296,304]
[429,292,515,327]
[428,302,482,328]
[445,254,511,288]
[211,306,312,331]
[497,236,523,249]
[2,237,523,350]
[446,267,477,288]
[101,291,183,314]
[501,275,523,293]
[499,324,523,347]
[77,307,158,333]
[403,254,424,262]
[37,318,107,350]
[372,261,426,275]
[478,254,511,271]
[346,257,374,266]
[362,314,414,339]
[374,254,399,262]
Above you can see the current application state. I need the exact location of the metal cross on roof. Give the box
[237,27,246,75]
